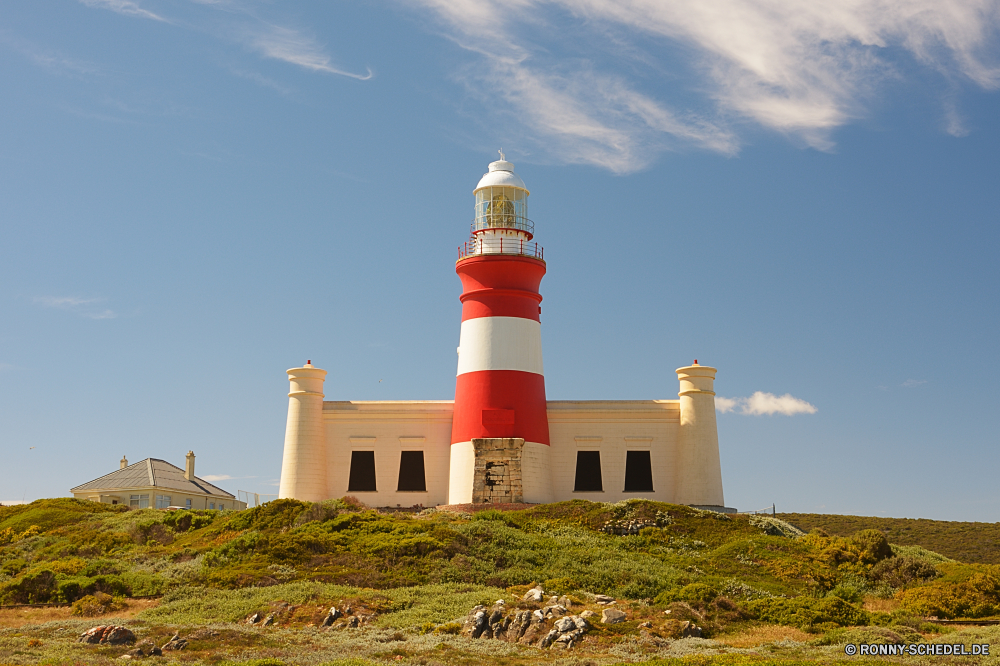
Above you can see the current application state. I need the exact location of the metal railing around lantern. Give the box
[471,214,534,237]
[458,237,544,260]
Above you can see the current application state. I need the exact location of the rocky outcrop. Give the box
[78,626,136,645]
[462,601,592,649]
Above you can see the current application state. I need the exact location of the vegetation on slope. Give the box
[778,513,1000,565]
[2,498,999,626]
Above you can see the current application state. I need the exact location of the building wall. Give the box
[323,401,455,507]
[72,488,245,510]
[319,399,695,507]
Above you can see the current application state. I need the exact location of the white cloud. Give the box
[201,474,233,481]
[716,391,817,416]
[245,23,372,80]
[408,0,1000,170]
[34,296,118,320]
[902,379,928,387]
[78,0,168,22]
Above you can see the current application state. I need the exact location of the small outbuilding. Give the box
[71,451,246,510]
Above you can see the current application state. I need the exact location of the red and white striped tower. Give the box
[448,153,552,504]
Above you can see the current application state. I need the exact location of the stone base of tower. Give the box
[472,438,523,504]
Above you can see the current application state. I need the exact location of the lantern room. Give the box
[461,151,542,259]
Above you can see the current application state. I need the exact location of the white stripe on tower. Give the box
[456,316,544,376]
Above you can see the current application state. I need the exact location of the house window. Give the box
[624,451,654,492]
[156,495,171,509]
[348,451,377,491]
[574,451,603,492]
[397,451,427,492]
[185,499,192,509]
[218,503,225,510]
[130,494,149,509]
[209,502,215,510]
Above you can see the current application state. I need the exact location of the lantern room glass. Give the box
[474,186,531,236]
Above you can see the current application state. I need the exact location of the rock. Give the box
[531,609,545,622]
[161,635,187,651]
[347,616,360,629]
[594,594,615,604]
[542,604,567,618]
[548,596,559,604]
[554,617,575,633]
[681,620,702,638]
[321,607,343,627]
[495,599,505,606]
[470,610,488,638]
[261,614,275,627]
[601,608,627,624]
[638,621,652,628]
[538,629,560,648]
[79,626,137,645]
[555,628,584,644]
[522,586,544,603]
[572,616,589,630]
[489,608,503,625]
[149,646,162,656]
[557,595,572,609]
[518,622,548,645]
[124,648,144,658]
[344,605,352,615]
[118,655,132,660]
[580,610,597,619]
[507,611,532,642]
[245,612,262,625]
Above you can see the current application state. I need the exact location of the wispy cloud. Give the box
[0,35,100,76]
[243,23,372,80]
[717,391,817,416]
[409,0,1000,170]
[202,474,233,481]
[78,0,168,23]
[901,379,928,388]
[34,296,117,320]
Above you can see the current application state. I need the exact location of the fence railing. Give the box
[238,491,278,508]
[471,214,534,237]
[458,237,544,260]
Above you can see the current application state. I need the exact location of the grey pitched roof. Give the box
[71,459,235,498]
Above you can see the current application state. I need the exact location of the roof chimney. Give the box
[185,450,195,481]
[120,455,128,470]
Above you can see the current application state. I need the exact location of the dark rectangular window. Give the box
[397,451,427,492]
[624,450,654,492]
[574,450,603,492]
[348,451,377,491]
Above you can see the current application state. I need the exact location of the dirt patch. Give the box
[717,624,813,648]
[0,598,160,629]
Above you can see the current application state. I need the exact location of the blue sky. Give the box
[2,0,998,521]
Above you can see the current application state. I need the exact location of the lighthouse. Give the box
[448,153,552,505]
[275,153,730,511]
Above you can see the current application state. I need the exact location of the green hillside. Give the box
[2,498,1000,665]
[778,514,1000,565]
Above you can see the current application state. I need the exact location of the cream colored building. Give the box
[278,364,731,511]
[278,157,729,511]
[71,451,246,511]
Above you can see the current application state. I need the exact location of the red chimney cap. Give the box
[693,359,698,365]
[307,359,312,365]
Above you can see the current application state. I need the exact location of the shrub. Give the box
[869,556,939,588]
[896,565,1000,618]
[748,516,804,538]
[0,569,58,603]
[827,583,863,604]
[851,530,893,564]
[677,583,719,603]
[1,559,26,576]
[745,596,869,629]
[72,591,129,617]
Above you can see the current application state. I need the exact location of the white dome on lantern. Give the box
[475,157,528,194]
